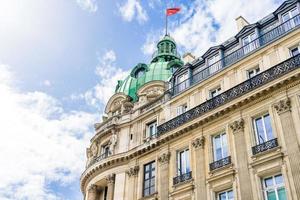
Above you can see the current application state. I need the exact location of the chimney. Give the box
[182,52,195,64]
[235,16,249,32]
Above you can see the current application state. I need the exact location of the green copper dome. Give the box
[115,35,183,102]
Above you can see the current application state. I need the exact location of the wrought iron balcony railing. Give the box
[252,138,278,155]
[209,156,231,171]
[170,14,300,96]
[173,171,192,185]
[88,151,112,167]
[157,54,300,135]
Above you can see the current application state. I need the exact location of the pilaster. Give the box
[158,152,170,200]
[192,136,207,200]
[274,98,300,199]
[126,166,139,200]
[87,184,99,200]
[106,174,115,200]
[229,119,253,200]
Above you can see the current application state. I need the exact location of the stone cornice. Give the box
[126,166,139,177]
[229,119,244,133]
[274,98,291,114]
[192,136,205,149]
[80,65,300,193]
[158,152,171,164]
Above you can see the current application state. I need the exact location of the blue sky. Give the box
[0,0,283,199]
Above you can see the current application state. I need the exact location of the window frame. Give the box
[210,86,222,99]
[262,174,286,200]
[177,147,190,175]
[289,45,300,57]
[247,66,260,78]
[282,7,299,22]
[143,161,156,197]
[242,32,257,53]
[176,103,188,116]
[253,113,274,145]
[217,189,234,200]
[146,120,157,138]
[212,132,228,161]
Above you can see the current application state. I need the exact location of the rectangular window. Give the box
[208,53,220,74]
[176,104,187,116]
[242,32,257,54]
[177,73,188,92]
[147,121,157,138]
[143,161,156,197]
[177,148,190,175]
[253,113,274,144]
[247,66,260,78]
[213,133,228,161]
[290,46,300,57]
[263,174,287,200]
[102,144,110,156]
[210,87,221,98]
[217,189,234,200]
[282,7,299,30]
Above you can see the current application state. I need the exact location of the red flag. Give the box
[166,8,180,16]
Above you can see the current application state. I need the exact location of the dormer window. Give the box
[135,68,145,78]
[242,32,257,53]
[208,53,220,74]
[282,7,299,23]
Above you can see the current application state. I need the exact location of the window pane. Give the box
[144,180,149,188]
[186,150,190,172]
[282,13,290,22]
[150,186,155,194]
[291,8,299,17]
[255,117,265,143]
[150,178,155,186]
[275,175,283,184]
[266,190,276,200]
[222,134,228,157]
[278,188,287,200]
[228,190,234,200]
[264,114,274,141]
[219,192,227,200]
[145,172,149,180]
[264,177,273,187]
[144,189,149,196]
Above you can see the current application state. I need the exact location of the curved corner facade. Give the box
[81,1,300,200]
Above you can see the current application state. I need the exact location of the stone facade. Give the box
[81,1,300,199]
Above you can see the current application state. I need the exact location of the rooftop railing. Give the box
[170,14,300,96]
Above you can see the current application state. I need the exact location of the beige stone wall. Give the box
[81,23,300,200]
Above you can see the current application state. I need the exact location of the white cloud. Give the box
[43,80,52,87]
[0,64,97,199]
[118,0,148,23]
[142,0,282,57]
[76,0,98,13]
[69,50,129,112]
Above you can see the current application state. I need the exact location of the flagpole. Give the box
[165,13,168,35]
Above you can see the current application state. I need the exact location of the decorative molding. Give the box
[274,98,291,114]
[229,119,244,133]
[158,152,171,164]
[126,166,140,177]
[106,174,115,184]
[192,136,205,149]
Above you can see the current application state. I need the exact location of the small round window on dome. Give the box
[135,68,145,78]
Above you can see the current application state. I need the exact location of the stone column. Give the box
[192,136,207,200]
[126,166,139,200]
[87,184,99,200]
[229,119,253,200]
[106,174,115,200]
[274,98,300,198]
[158,152,171,200]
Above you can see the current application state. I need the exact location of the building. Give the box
[80,0,300,199]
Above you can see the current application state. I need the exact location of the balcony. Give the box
[209,156,231,171]
[173,171,192,185]
[252,138,278,155]
[87,151,111,167]
[157,53,300,135]
[170,14,300,96]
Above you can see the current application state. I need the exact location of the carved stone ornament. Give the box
[274,98,291,114]
[88,184,98,193]
[109,133,118,154]
[229,119,244,133]
[106,174,115,184]
[158,152,171,164]
[126,166,139,177]
[192,136,205,149]
[91,142,98,158]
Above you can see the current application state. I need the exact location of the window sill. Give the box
[139,192,158,200]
